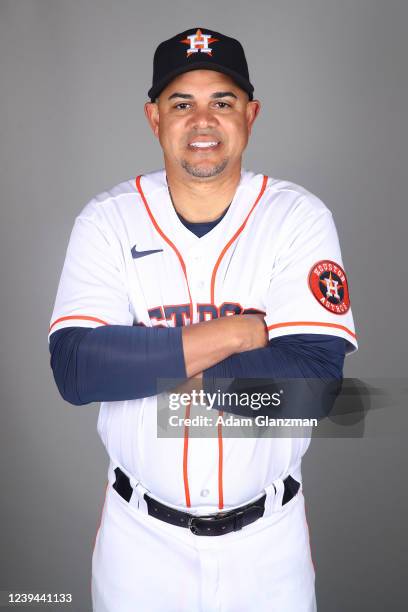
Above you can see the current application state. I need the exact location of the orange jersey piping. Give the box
[217,410,224,510]
[182,401,192,508]
[210,175,268,304]
[135,176,194,323]
[210,174,268,510]
[136,175,194,508]
[267,321,357,340]
[49,314,108,333]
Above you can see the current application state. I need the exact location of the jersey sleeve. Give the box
[49,206,133,339]
[265,202,357,354]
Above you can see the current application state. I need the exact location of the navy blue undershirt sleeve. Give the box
[204,334,346,381]
[49,325,186,405]
[202,334,346,419]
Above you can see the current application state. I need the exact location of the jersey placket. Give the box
[180,247,220,510]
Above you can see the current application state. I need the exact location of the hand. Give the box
[181,313,268,378]
[229,314,268,353]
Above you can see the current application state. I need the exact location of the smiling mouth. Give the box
[188,140,220,149]
[188,141,221,151]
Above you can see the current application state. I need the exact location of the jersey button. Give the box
[200,489,210,498]
[197,280,205,290]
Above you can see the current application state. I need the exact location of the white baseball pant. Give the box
[92,474,316,611]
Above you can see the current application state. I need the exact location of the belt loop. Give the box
[130,481,149,514]
[263,482,277,517]
[109,463,150,515]
[271,478,285,512]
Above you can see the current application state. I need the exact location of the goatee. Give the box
[181,159,228,178]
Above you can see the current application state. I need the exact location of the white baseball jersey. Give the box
[49,169,357,512]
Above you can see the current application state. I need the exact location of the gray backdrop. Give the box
[1,0,407,610]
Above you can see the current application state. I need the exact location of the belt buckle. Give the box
[188,509,245,536]
[188,512,222,536]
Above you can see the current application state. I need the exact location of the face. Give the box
[144,70,260,180]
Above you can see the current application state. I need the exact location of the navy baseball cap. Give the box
[148,28,254,101]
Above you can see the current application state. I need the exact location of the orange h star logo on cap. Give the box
[180,29,219,57]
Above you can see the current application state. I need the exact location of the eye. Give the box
[174,102,192,110]
[214,101,231,109]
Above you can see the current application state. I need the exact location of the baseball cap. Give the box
[148,28,254,101]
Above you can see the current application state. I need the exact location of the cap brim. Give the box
[148,62,254,101]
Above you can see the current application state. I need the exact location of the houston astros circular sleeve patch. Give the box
[308,260,350,314]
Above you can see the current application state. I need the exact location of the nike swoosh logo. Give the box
[131,245,163,259]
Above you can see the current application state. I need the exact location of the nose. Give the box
[188,106,218,130]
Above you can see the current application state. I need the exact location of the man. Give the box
[49,28,357,611]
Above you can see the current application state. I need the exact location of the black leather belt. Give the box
[113,467,300,537]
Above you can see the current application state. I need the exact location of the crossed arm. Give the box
[49,315,345,409]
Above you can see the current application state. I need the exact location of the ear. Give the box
[144,101,160,138]
[246,99,261,136]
